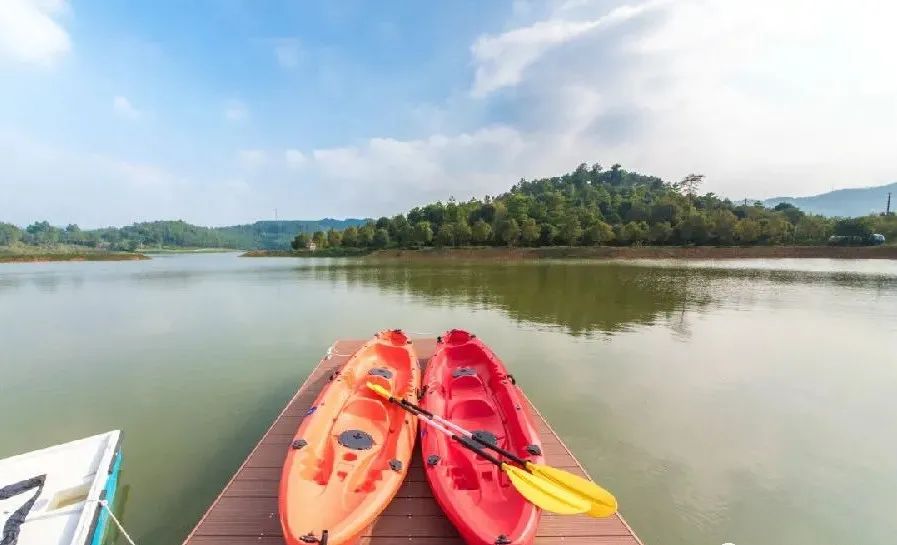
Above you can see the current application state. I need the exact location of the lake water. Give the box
[1,253,896,545]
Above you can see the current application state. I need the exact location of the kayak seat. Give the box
[448,373,487,398]
[449,398,495,420]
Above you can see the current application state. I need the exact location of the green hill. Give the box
[290,163,897,250]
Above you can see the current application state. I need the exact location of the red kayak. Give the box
[421,329,544,545]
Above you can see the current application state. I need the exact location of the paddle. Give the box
[367,382,617,518]
[367,383,589,515]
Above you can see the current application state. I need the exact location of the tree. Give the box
[373,228,390,248]
[26,221,61,245]
[497,218,520,246]
[583,221,614,245]
[711,210,738,245]
[795,215,832,244]
[557,217,582,245]
[311,230,326,248]
[435,224,455,247]
[412,221,433,246]
[358,224,375,247]
[454,221,472,246]
[327,228,342,248]
[471,219,492,244]
[645,222,670,244]
[291,232,311,250]
[676,213,711,244]
[773,202,805,224]
[540,223,559,245]
[761,217,792,244]
[375,217,390,230]
[834,217,875,238]
[735,219,761,243]
[520,218,540,246]
[621,221,649,244]
[0,223,23,246]
[341,226,359,247]
[674,173,704,197]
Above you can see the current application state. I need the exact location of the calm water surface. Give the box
[1,254,896,545]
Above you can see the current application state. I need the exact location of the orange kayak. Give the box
[279,330,420,545]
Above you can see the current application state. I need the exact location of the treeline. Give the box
[292,163,896,250]
[0,220,248,251]
[0,219,367,251]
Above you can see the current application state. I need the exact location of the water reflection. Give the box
[292,261,897,339]
[294,262,715,336]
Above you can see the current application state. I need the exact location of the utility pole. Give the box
[887,192,892,215]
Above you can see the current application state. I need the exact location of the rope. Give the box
[404,330,436,336]
[97,500,138,545]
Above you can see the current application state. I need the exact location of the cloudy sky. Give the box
[2,0,895,227]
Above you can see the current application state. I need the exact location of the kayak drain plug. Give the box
[291,439,308,450]
[338,429,374,450]
[495,534,511,544]
[526,444,541,456]
[427,454,440,467]
[389,459,403,471]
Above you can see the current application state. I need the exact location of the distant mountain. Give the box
[764,182,896,217]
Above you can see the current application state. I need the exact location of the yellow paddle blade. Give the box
[503,464,590,515]
[366,382,392,399]
[527,463,618,518]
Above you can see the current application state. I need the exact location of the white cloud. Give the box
[0,133,260,227]
[470,1,660,97]
[273,38,302,68]
[112,96,141,119]
[232,126,556,217]
[0,0,71,66]
[467,0,897,198]
[5,0,897,227]
[224,100,249,122]
[284,149,306,168]
[237,149,267,169]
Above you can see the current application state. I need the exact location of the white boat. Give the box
[0,431,122,545]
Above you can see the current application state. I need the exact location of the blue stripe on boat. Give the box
[90,448,123,545]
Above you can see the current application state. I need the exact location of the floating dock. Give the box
[183,338,643,545]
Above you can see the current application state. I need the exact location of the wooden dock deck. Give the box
[183,338,643,545]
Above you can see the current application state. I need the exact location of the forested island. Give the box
[286,164,895,253]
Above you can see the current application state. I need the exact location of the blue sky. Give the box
[2,0,896,227]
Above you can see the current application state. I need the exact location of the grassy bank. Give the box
[241,247,372,258]
[367,245,897,261]
[0,250,149,263]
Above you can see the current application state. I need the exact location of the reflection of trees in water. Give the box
[306,263,714,336]
[301,261,897,337]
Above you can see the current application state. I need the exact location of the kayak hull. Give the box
[279,330,420,545]
[421,330,543,545]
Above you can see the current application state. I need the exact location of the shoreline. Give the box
[241,248,372,258]
[242,245,897,261]
[0,252,150,263]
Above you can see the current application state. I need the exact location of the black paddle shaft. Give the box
[397,397,529,467]
[384,395,504,467]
